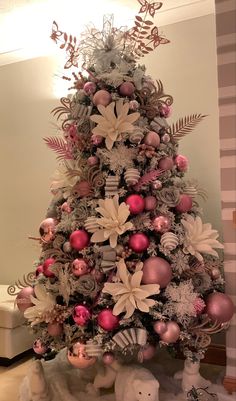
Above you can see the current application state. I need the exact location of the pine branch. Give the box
[171,114,207,140]
[43,137,73,160]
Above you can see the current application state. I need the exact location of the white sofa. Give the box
[0,285,34,361]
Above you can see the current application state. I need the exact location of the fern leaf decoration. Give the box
[43,137,73,160]
[171,114,207,140]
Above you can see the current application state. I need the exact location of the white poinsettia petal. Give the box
[109,232,118,248]
[130,271,143,288]
[105,136,115,150]
[117,259,130,288]
[136,299,150,313]
[91,230,106,243]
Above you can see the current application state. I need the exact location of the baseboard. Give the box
[203,344,226,366]
[0,349,33,367]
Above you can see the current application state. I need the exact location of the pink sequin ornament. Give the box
[73,305,91,326]
[72,258,89,277]
[152,215,171,233]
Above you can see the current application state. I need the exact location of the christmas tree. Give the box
[14,1,234,370]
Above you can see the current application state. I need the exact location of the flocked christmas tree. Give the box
[14,0,234,371]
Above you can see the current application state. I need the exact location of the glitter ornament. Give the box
[205,292,234,323]
[67,343,97,369]
[129,100,140,111]
[119,81,135,96]
[43,258,55,278]
[93,90,112,106]
[83,81,96,95]
[194,298,206,315]
[39,218,56,243]
[175,154,189,172]
[152,215,171,233]
[103,352,115,365]
[125,194,145,215]
[153,321,167,335]
[144,195,157,211]
[33,339,47,355]
[87,156,99,166]
[141,344,156,361]
[176,194,193,213]
[73,305,91,326]
[97,309,119,331]
[161,133,170,143]
[72,258,89,277]
[47,322,63,336]
[144,131,160,148]
[159,321,180,343]
[16,286,34,312]
[142,256,172,288]
[70,230,90,251]
[129,233,150,253]
[159,157,174,171]
[160,232,178,250]
[152,180,162,190]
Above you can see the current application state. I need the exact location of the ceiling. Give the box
[0,0,215,66]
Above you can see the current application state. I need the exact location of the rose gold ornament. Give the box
[211,268,221,279]
[16,286,34,312]
[83,81,96,95]
[161,133,170,143]
[159,321,180,343]
[61,202,72,213]
[153,321,167,335]
[39,218,56,243]
[102,352,115,365]
[142,256,172,288]
[91,134,103,146]
[67,343,97,369]
[93,90,112,106]
[152,215,171,233]
[205,292,234,323]
[33,339,47,355]
[119,82,135,97]
[72,258,89,277]
[144,195,157,211]
[158,157,174,171]
[144,131,160,148]
[47,322,63,336]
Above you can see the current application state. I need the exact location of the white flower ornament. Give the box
[24,284,56,325]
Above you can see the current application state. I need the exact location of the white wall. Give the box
[0,14,222,285]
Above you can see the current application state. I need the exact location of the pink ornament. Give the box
[43,258,55,278]
[93,90,112,106]
[47,322,63,336]
[35,265,43,277]
[64,124,78,143]
[159,157,174,171]
[72,258,89,277]
[33,339,47,355]
[16,286,34,313]
[129,100,139,111]
[144,131,160,148]
[152,180,162,190]
[91,134,103,146]
[153,321,167,335]
[175,155,189,172]
[175,194,192,213]
[141,344,156,361]
[73,305,91,326]
[83,81,96,95]
[39,218,56,243]
[160,104,171,118]
[102,352,115,365]
[87,156,99,166]
[67,343,97,369]
[125,194,145,215]
[205,292,234,323]
[97,309,119,331]
[70,230,90,251]
[152,215,171,233]
[142,256,172,288]
[61,202,72,213]
[161,133,170,143]
[73,180,92,197]
[129,233,150,253]
[211,268,221,279]
[144,196,157,211]
[119,82,135,97]
[159,321,180,343]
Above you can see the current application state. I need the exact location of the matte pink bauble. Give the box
[144,196,157,211]
[87,156,99,166]
[93,90,112,106]
[153,321,167,335]
[152,215,171,233]
[43,258,55,278]
[67,343,97,369]
[70,230,90,251]
[39,217,56,243]
[159,321,180,343]
[47,322,63,336]
[129,233,150,253]
[205,292,234,323]
[103,352,115,365]
[16,286,34,312]
[72,258,89,277]
[158,157,174,171]
[144,131,160,148]
[141,344,156,360]
[142,256,172,288]
[73,305,91,326]
[83,81,96,95]
[125,194,145,215]
[33,339,47,355]
[97,309,119,331]
[35,265,43,277]
[175,194,193,213]
[119,82,135,97]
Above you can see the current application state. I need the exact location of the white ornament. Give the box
[129,128,144,144]
[105,175,120,196]
[112,328,147,349]
[174,359,211,393]
[160,232,179,251]
[124,168,140,186]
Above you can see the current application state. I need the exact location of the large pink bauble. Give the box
[129,233,150,253]
[159,157,174,171]
[67,343,97,369]
[47,322,63,336]
[205,292,234,323]
[175,194,193,213]
[43,258,55,278]
[159,321,180,343]
[144,196,157,211]
[144,131,160,148]
[83,81,96,95]
[72,258,89,277]
[73,305,91,326]
[97,309,119,331]
[39,217,56,243]
[119,81,135,97]
[33,339,47,355]
[142,256,172,288]
[102,352,115,365]
[125,194,145,215]
[93,90,112,106]
[70,230,90,251]
[152,215,171,233]
[153,321,167,335]
[175,154,189,172]
[16,286,34,312]
[141,344,156,361]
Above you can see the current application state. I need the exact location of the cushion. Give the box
[0,285,26,329]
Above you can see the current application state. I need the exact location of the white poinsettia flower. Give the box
[91,195,133,248]
[181,215,224,261]
[24,285,56,325]
[50,160,81,198]
[90,99,140,150]
[102,259,160,318]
